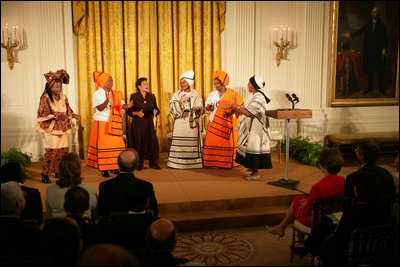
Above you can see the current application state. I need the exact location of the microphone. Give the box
[285,93,293,102]
[291,93,299,103]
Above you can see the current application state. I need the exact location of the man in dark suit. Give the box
[1,162,43,226]
[98,148,158,223]
[345,139,395,216]
[343,6,388,94]
[1,181,45,264]
[103,180,157,250]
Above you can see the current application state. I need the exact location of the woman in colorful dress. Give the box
[127,77,161,170]
[86,71,133,178]
[202,70,244,169]
[167,70,203,169]
[222,75,272,180]
[37,69,80,183]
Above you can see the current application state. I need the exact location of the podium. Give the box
[266,109,312,189]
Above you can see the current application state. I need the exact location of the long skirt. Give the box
[42,133,69,176]
[87,120,126,171]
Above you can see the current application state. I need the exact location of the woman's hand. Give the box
[153,109,158,117]
[73,114,81,120]
[206,103,214,111]
[137,110,144,118]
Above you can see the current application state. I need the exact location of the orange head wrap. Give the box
[93,71,111,87]
[212,70,229,86]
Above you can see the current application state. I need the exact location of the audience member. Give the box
[320,171,391,266]
[98,148,158,223]
[46,152,98,219]
[391,153,399,193]
[64,186,104,251]
[345,139,395,217]
[1,162,44,225]
[103,180,157,250]
[266,148,345,250]
[139,218,197,266]
[42,217,83,266]
[1,181,45,264]
[78,243,139,266]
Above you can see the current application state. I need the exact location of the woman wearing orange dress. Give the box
[202,70,244,169]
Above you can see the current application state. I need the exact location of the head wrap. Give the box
[212,70,229,86]
[250,75,270,104]
[44,69,70,88]
[93,71,111,88]
[249,75,265,90]
[180,70,195,87]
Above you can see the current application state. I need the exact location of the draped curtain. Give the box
[72,1,225,156]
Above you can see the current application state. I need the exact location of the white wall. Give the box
[221,1,399,141]
[1,1,78,161]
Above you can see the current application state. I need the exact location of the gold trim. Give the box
[328,1,399,107]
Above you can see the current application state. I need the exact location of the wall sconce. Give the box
[1,23,21,70]
[273,25,292,67]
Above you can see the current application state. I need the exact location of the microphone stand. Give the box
[268,97,300,190]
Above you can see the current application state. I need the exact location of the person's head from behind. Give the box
[146,218,177,253]
[352,171,380,204]
[57,152,82,188]
[42,217,82,265]
[78,243,139,266]
[118,149,139,173]
[0,162,25,184]
[1,181,25,216]
[318,148,344,175]
[64,186,90,216]
[123,181,150,212]
[356,139,380,165]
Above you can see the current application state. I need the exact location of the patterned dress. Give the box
[167,89,203,169]
[37,93,74,176]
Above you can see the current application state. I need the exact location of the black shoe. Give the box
[54,173,59,178]
[42,174,51,184]
[153,165,161,170]
[111,170,120,175]
[101,171,110,177]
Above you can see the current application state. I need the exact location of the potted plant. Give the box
[1,148,33,179]
[281,136,323,167]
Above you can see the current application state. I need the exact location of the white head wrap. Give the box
[250,75,265,89]
[180,70,195,87]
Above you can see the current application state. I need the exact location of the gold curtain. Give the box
[72,1,225,157]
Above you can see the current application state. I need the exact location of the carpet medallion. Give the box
[174,232,253,266]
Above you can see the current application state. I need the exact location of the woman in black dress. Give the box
[127,77,161,170]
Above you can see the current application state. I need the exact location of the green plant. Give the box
[281,136,323,167]
[1,148,32,179]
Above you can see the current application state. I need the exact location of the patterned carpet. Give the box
[173,225,312,266]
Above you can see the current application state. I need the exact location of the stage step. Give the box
[158,195,296,232]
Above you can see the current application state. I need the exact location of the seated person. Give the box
[139,218,199,266]
[1,181,45,264]
[46,152,98,220]
[78,243,139,266]
[320,171,391,266]
[64,186,104,251]
[345,139,395,217]
[266,148,345,248]
[103,180,157,250]
[1,162,44,225]
[42,217,83,266]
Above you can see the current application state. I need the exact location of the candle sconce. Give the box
[1,24,22,70]
[272,26,293,67]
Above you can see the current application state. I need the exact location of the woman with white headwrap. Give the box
[222,75,272,179]
[167,70,204,169]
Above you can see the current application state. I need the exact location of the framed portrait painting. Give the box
[329,1,399,106]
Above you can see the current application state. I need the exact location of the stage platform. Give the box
[24,152,358,232]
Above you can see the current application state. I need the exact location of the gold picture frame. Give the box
[329,1,399,106]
